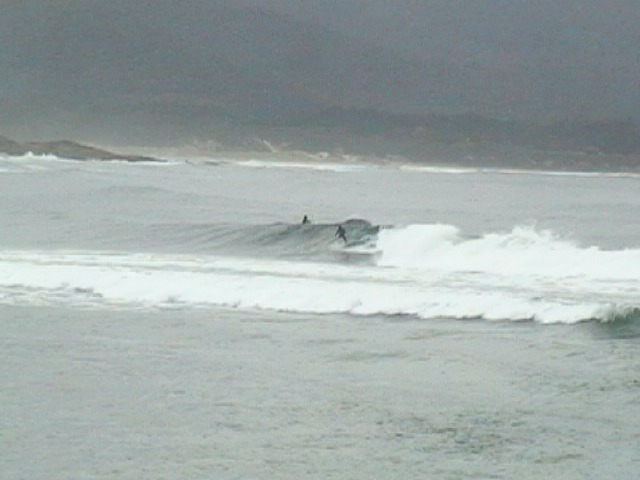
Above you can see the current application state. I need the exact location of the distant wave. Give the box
[399,163,640,179]
[5,152,640,178]
[0,152,173,166]
[0,152,67,162]
[236,159,368,172]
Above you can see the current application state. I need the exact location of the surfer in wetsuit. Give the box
[302,215,310,224]
[335,224,347,243]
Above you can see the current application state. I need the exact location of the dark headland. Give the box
[0,135,164,163]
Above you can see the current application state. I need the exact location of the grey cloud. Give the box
[1,0,638,142]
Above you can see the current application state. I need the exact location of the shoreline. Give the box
[3,132,640,175]
[119,144,640,176]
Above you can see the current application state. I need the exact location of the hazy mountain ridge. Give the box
[278,108,640,154]
[232,109,640,172]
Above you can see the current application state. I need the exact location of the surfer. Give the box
[302,215,310,224]
[335,224,347,243]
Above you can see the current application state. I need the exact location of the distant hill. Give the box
[271,108,640,155]
[0,135,161,162]
[241,109,640,172]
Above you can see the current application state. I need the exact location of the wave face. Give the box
[1,222,638,325]
[144,218,380,261]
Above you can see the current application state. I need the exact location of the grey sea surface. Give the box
[2,305,638,479]
[1,154,639,478]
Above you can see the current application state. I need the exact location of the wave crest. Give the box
[375,224,640,281]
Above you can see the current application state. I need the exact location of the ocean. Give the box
[1,153,639,479]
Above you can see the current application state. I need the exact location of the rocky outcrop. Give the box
[0,136,163,162]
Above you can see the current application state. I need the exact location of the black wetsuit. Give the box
[335,225,347,242]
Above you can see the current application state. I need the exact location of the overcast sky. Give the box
[254,0,640,114]
[1,0,639,140]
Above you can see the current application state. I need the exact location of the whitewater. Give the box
[2,223,639,323]
[1,153,639,479]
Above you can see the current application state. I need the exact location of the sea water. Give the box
[1,153,639,479]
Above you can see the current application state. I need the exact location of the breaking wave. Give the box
[1,222,638,324]
[375,224,640,280]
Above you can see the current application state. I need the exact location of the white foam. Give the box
[398,164,479,174]
[236,159,367,172]
[376,224,640,280]
[398,163,640,179]
[0,242,636,324]
[0,154,54,173]
[15,152,74,162]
